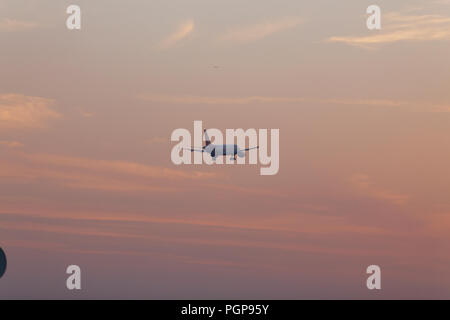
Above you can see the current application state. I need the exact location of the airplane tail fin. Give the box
[204,129,211,146]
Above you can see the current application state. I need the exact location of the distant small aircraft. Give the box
[185,129,259,161]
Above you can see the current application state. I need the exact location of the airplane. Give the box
[185,129,259,161]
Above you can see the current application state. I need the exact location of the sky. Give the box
[0,0,449,299]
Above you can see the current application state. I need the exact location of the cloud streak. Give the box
[0,18,38,32]
[0,151,220,194]
[137,93,449,112]
[0,140,23,148]
[158,19,194,49]
[0,211,396,259]
[0,94,60,129]
[328,13,450,48]
[218,17,302,44]
[24,153,218,181]
[0,151,282,197]
[350,174,409,205]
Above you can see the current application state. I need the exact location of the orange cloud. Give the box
[137,94,450,113]
[350,174,409,205]
[158,19,194,49]
[0,150,289,198]
[25,153,218,180]
[0,18,38,32]
[0,212,392,259]
[0,94,60,129]
[328,13,450,48]
[219,17,302,44]
[138,94,307,105]
[0,140,23,148]
[0,151,222,195]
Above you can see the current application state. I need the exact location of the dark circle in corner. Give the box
[0,248,6,278]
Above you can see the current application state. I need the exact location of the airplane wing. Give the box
[242,146,259,151]
[183,148,205,152]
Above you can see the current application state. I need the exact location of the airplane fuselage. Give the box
[205,144,243,159]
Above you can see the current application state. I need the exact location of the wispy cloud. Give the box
[137,93,449,112]
[138,94,307,105]
[218,16,302,44]
[24,153,219,181]
[350,174,409,205]
[0,18,38,32]
[80,111,94,118]
[0,210,391,238]
[0,140,23,148]
[328,13,450,48]
[138,94,404,106]
[0,152,220,194]
[158,19,194,49]
[0,211,395,259]
[0,94,61,129]
[0,151,288,198]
